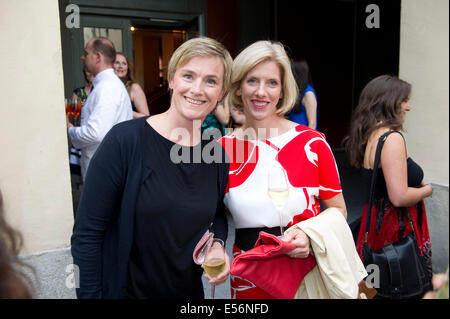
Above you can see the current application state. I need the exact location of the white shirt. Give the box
[68,68,133,179]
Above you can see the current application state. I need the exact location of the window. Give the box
[83,27,123,52]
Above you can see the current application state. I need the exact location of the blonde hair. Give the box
[227,41,298,116]
[167,37,233,98]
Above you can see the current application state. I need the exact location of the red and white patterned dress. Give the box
[219,124,343,298]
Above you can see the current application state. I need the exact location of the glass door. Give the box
[68,15,132,95]
[81,15,132,56]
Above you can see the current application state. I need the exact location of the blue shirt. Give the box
[288,83,317,129]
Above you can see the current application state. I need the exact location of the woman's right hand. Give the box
[283,227,310,258]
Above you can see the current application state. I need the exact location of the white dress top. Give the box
[219,125,342,229]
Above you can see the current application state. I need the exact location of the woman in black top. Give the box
[71,37,233,299]
[344,75,433,298]
[344,75,432,214]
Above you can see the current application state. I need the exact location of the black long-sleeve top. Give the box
[71,116,228,299]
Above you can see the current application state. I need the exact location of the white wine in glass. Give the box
[267,160,289,237]
[203,238,225,299]
[203,258,225,278]
[267,189,290,212]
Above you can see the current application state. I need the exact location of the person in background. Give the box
[68,67,95,215]
[71,37,233,299]
[0,188,34,298]
[423,270,449,299]
[288,59,318,130]
[69,68,94,177]
[113,52,150,118]
[72,68,94,103]
[344,74,433,298]
[228,97,246,129]
[201,100,230,138]
[219,41,347,298]
[67,37,133,180]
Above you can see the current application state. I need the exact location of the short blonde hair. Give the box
[227,41,298,116]
[167,37,233,98]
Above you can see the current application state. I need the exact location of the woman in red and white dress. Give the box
[219,41,347,299]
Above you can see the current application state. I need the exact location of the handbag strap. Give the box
[364,130,399,241]
[383,244,403,298]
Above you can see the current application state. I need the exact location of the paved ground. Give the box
[21,248,76,299]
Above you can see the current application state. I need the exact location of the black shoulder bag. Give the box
[362,131,432,299]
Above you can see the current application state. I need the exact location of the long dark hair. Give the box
[291,59,313,113]
[343,74,411,168]
[0,189,34,298]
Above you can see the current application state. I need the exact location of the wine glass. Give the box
[71,98,78,116]
[202,238,225,299]
[74,97,82,125]
[65,98,71,118]
[267,160,289,238]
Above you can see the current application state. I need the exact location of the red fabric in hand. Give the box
[230,231,316,299]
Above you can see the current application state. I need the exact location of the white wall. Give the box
[0,0,74,254]
[399,0,449,186]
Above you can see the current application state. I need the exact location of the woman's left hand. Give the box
[283,227,310,258]
[204,250,231,286]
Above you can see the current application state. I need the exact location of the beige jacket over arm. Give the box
[286,207,367,299]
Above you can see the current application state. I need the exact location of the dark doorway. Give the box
[206,0,239,58]
[276,0,400,149]
[130,26,187,115]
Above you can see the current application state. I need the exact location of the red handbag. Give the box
[230,231,317,299]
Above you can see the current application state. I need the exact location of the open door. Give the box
[129,13,203,115]
[130,25,188,115]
